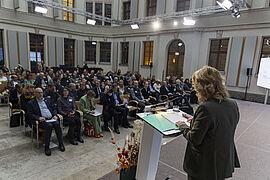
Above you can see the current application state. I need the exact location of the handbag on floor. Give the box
[10,111,23,127]
[84,124,94,137]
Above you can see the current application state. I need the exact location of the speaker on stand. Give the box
[243,68,252,100]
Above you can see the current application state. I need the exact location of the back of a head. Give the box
[192,66,229,103]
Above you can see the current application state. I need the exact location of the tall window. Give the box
[208,39,229,72]
[28,2,42,15]
[86,2,93,23]
[143,41,154,66]
[64,39,75,68]
[0,30,4,69]
[258,37,270,73]
[121,42,129,65]
[63,0,74,22]
[85,41,96,63]
[95,3,102,25]
[100,42,111,63]
[147,0,157,16]
[176,0,190,12]
[123,1,131,20]
[105,4,112,26]
[29,34,44,72]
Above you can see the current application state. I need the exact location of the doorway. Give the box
[166,39,185,78]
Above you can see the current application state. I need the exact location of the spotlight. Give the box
[183,17,196,26]
[216,0,233,10]
[92,41,97,45]
[87,19,96,25]
[131,24,139,29]
[153,21,160,29]
[232,6,240,18]
[35,6,48,14]
[173,21,178,26]
[175,52,180,56]
[178,42,183,47]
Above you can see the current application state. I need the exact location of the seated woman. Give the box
[57,88,84,145]
[118,80,125,95]
[20,84,35,126]
[79,90,103,138]
[141,81,157,104]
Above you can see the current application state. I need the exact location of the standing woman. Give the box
[176,66,240,180]
[57,87,84,145]
[79,90,103,138]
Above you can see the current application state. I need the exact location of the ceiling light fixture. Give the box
[131,24,139,29]
[232,6,241,18]
[35,6,48,14]
[92,41,97,45]
[87,19,96,25]
[178,42,183,47]
[216,0,233,10]
[183,17,196,26]
[175,52,180,56]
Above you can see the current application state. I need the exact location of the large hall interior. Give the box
[0,0,270,180]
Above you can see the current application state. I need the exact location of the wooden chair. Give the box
[31,114,63,148]
[160,95,169,102]
[120,94,139,112]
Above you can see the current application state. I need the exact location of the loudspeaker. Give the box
[247,68,252,76]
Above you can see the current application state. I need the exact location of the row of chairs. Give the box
[8,94,139,148]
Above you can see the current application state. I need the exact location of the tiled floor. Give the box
[0,99,270,180]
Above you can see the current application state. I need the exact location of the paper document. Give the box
[123,98,128,104]
[159,112,190,127]
[91,105,103,116]
[46,119,57,123]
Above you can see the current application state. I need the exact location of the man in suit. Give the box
[93,80,104,99]
[130,81,150,112]
[27,88,65,156]
[112,84,133,129]
[160,81,173,97]
[35,72,48,89]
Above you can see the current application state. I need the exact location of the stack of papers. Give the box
[159,112,191,127]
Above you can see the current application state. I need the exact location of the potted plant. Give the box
[109,120,143,180]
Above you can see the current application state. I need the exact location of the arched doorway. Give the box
[166,39,185,78]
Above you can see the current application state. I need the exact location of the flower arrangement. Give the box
[109,120,143,174]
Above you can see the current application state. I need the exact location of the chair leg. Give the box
[36,122,39,148]
[31,125,33,142]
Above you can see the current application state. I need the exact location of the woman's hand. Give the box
[187,117,192,123]
[176,121,186,127]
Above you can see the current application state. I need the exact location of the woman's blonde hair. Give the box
[22,84,35,95]
[192,66,229,103]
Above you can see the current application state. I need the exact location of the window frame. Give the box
[208,38,229,72]
[146,0,157,17]
[100,42,111,64]
[86,2,93,23]
[105,3,112,26]
[121,42,129,66]
[143,41,154,66]
[176,0,190,12]
[29,33,44,73]
[64,38,75,68]
[0,30,4,69]
[95,2,103,25]
[63,0,74,22]
[85,41,96,64]
[123,1,131,20]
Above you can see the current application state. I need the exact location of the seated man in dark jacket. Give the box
[43,84,59,106]
[35,72,48,89]
[57,87,84,145]
[27,88,65,156]
[112,84,133,129]
[130,81,151,112]
[100,85,119,134]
